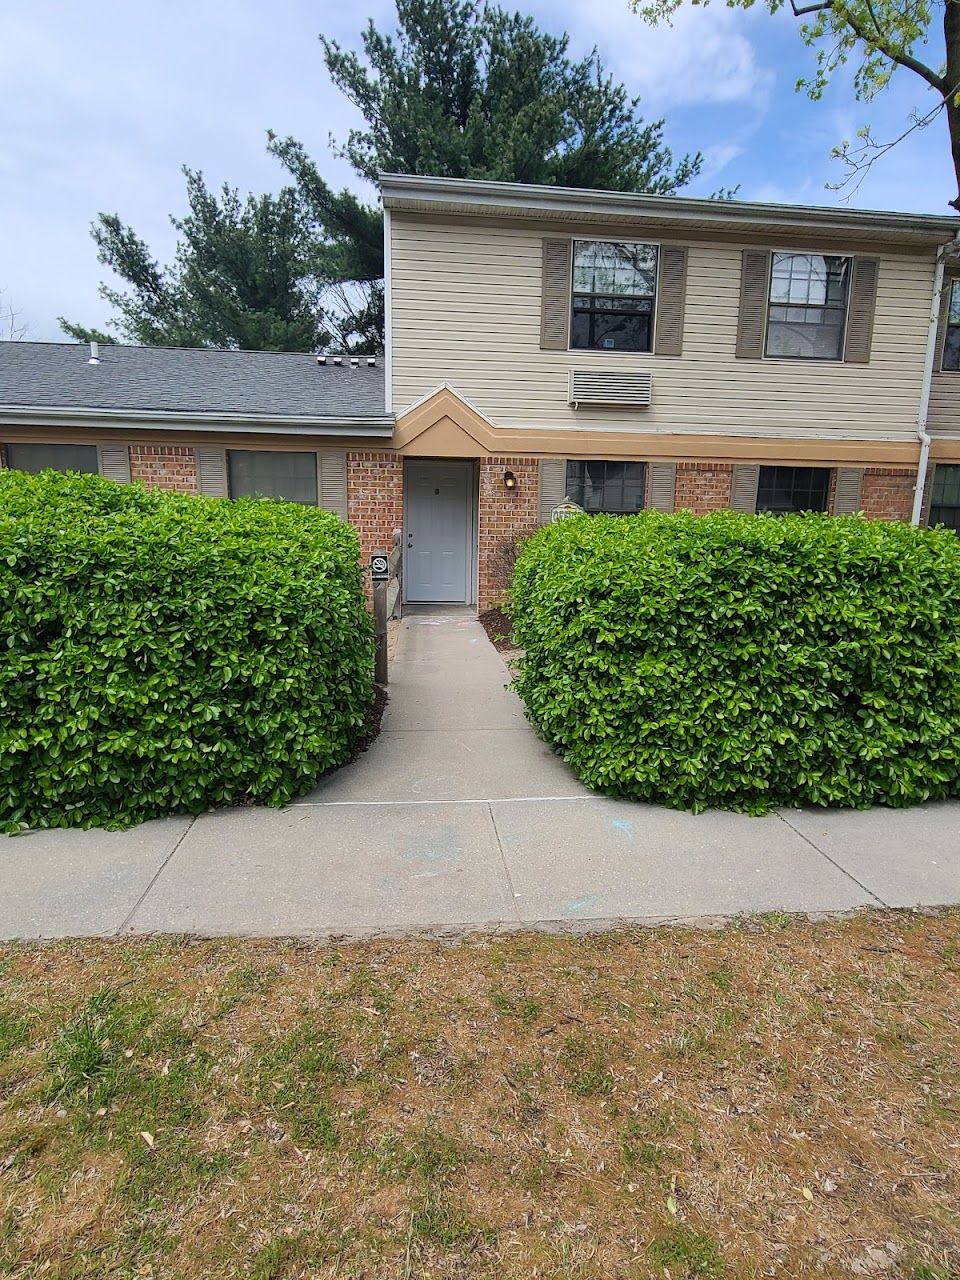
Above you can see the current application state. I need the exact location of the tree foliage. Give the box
[270,0,705,344]
[61,168,332,351]
[635,0,960,209]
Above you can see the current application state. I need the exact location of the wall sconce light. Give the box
[503,470,517,491]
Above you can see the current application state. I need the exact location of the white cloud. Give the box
[537,0,774,110]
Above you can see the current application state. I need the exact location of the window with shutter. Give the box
[571,241,658,353]
[756,466,830,514]
[5,443,99,474]
[565,460,647,513]
[766,254,850,360]
[940,279,960,371]
[228,450,318,505]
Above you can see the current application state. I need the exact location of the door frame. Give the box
[402,458,479,607]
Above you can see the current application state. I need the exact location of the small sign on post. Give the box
[370,553,389,582]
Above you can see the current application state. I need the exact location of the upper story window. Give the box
[942,280,960,371]
[5,443,99,474]
[571,241,658,353]
[766,253,850,361]
[756,465,830,515]
[228,450,317,505]
[930,464,960,530]
[566,459,646,514]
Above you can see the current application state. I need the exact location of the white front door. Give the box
[405,461,472,603]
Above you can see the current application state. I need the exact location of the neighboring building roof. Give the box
[0,342,392,434]
[380,173,960,248]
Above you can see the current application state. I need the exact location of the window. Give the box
[930,464,960,530]
[766,253,850,360]
[227,450,317,505]
[565,460,646,514]
[942,280,960,371]
[5,443,99,474]
[756,466,830,515]
[571,240,658,353]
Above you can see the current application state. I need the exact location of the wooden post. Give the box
[374,580,388,686]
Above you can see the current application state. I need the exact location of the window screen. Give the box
[571,241,658,353]
[565,460,646,514]
[756,466,830,515]
[5,443,99,474]
[227,450,318,505]
[766,253,850,360]
[930,464,960,530]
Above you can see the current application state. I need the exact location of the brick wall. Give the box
[478,456,539,611]
[859,466,915,521]
[674,462,734,513]
[129,445,198,493]
[346,450,404,566]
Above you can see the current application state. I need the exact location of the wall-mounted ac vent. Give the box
[568,369,653,408]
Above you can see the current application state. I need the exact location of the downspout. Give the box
[382,205,393,416]
[912,234,959,523]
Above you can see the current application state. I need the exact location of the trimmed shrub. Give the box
[0,470,374,830]
[509,511,960,813]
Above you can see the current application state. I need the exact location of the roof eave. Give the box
[0,405,394,436]
[379,173,960,244]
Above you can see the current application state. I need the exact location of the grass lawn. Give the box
[2,912,959,1278]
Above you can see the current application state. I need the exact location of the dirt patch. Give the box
[479,607,523,672]
[2,912,959,1278]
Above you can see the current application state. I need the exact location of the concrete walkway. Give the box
[3,610,959,940]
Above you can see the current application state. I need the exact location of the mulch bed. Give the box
[478,607,514,652]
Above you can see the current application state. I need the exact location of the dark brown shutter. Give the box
[654,245,688,356]
[97,444,131,483]
[843,257,880,364]
[197,447,228,497]
[735,250,771,359]
[538,457,567,523]
[832,467,864,514]
[317,450,348,518]
[540,239,572,351]
[646,462,676,511]
[730,464,760,512]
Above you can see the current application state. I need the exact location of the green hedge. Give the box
[0,470,374,830]
[509,511,960,813]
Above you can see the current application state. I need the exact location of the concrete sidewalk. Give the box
[3,610,959,940]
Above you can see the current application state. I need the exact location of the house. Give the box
[2,174,960,611]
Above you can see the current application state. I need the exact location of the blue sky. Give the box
[0,0,953,341]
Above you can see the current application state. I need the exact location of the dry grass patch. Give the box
[1,912,959,1278]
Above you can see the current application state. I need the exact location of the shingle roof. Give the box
[0,342,389,424]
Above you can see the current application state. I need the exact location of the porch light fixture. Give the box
[503,470,517,491]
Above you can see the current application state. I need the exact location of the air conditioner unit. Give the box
[568,369,653,408]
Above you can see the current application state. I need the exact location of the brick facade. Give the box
[477,455,540,611]
[859,466,915,521]
[128,444,198,493]
[674,462,734,513]
[346,450,404,566]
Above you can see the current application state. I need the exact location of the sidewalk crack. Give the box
[115,815,198,935]
[776,810,889,908]
[487,803,522,922]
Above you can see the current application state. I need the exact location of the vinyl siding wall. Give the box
[390,214,936,441]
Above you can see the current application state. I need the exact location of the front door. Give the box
[405,461,472,603]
